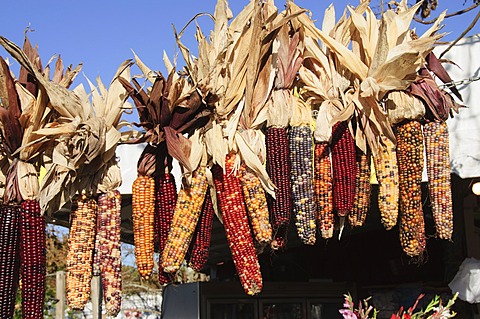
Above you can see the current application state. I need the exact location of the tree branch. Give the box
[413,2,480,24]
[439,9,480,58]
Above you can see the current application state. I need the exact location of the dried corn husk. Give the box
[385,90,425,124]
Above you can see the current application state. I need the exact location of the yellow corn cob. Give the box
[238,164,272,247]
[66,194,97,310]
[161,166,208,273]
[314,142,334,239]
[348,148,371,227]
[395,120,426,257]
[132,175,155,279]
[373,134,400,230]
[423,121,453,240]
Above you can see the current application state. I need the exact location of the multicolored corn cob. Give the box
[348,148,371,227]
[395,120,426,257]
[66,194,97,310]
[132,174,155,279]
[188,190,215,271]
[331,121,357,217]
[265,127,292,249]
[289,125,316,245]
[0,204,20,318]
[212,153,263,295]
[19,199,46,319]
[314,142,334,239]
[423,121,453,240]
[238,164,272,247]
[96,190,122,317]
[162,166,208,273]
[373,135,400,230]
[155,172,177,284]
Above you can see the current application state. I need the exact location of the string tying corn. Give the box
[373,135,400,230]
[19,199,46,319]
[395,120,426,257]
[66,194,97,310]
[212,153,263,295]
[289,125,316,245]
[162,166,208,273]
[132,174,155,279]
[423,121,453,240]
[314,142,334,239]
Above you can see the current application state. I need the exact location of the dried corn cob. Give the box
[188,189,214,271]
[155,172,177,284]
[331,121,357,217]
[289,125,316,245]
[265,127,292,249]
[423,121,453,240]
[238,164,272,246]
[212,153,263,295]
[162,166,208,273]
[132,174,155,279]
[314,142,334,239]
[19,199,46,319]
[0,204,20,318]
[66,194,97,310]
[348,148,372,227]
[373,135,400,230]
[96,190,122,317]
[395,120,426,257]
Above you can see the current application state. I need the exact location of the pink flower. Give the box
[339,309,358,319]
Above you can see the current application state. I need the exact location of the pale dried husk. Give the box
[385,90,426,124]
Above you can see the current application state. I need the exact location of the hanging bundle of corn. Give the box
[162,166,208,273]
[188,189,215,271]
[0,204,20,318]
[155,170,177,284]
[331,121,357,217]
[373,135,400,230]
[66,194,98,310]
[313,142,334,239]
[212,153,263,295]
[95,190,122,316]
[348,147,372,227]
[289,98,316,245]
[395,120,426,257]
[422,121,453,240]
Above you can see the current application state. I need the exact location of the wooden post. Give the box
[55,271,65,319]
[91,275,102,319]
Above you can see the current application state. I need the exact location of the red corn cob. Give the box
[188,189,215,272]
[155,173,177,284]
[266,127,292,249]
[96,191,122,317]
[314,142,334,239]
[212,153,263,295]
[331,121,357,217]
[0,204,20,318]
[19,199,46,319]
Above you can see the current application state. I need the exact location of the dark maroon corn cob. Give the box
[19,199,46,319]
[0,204,20,318]
[266,127,292,249]
[188,190,214,271]
[331,121,357,217]
[155,173,177,285]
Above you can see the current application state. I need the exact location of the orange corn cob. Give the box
[132,174,155,279]
[348,148,371,227]
[238,164,272,247]
[212,153,263,295]
[314,142,334,239]
[423,121,453,240]
[162,166,208,273]
[395,120,426,257]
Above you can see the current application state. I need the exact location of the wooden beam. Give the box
[91,275,102,319]
[55,271,65,319]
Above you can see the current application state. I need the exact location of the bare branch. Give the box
[439,9,480,58]
[413,2,480,24]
